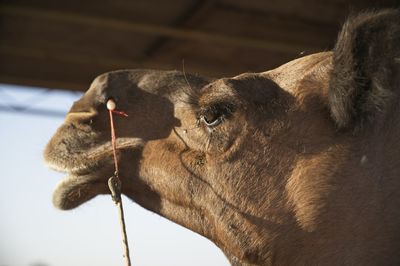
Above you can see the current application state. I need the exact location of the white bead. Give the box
[107,99,116,110]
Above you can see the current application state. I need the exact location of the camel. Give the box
[44,10,400,265]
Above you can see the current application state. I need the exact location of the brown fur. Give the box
[44,10,400,265]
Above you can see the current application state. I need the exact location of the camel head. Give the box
[44,10,400,265]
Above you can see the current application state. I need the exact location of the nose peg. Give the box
[107,99,116,111]
[107,99,128,117]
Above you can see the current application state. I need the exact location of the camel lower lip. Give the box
[51,160,115,210]
[53,173,109,210]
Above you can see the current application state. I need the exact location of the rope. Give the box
[107,99,132,266]
[109,108,120,173]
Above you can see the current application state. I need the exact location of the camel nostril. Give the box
[80,117,95,126]
[66,110,98,128]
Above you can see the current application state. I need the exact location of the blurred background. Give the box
[0,0,398,265]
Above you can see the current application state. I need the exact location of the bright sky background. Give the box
[0,84,229,266]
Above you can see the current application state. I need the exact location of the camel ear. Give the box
[329,9,400,130]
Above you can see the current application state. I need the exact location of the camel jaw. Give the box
[44,137,145,210]
[52,173,110,210]
[47,155,113,210]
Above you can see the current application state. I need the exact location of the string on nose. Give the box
[106,98,132,266]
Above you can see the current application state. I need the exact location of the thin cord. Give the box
[108,107,132,266]
[109,109,119,174]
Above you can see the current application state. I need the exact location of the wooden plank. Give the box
[196,6,337,50]
[147,4,335,77]
[0,4,335,90]
[8,0,198,25]
[0,46,175,91]
[0,5,314,54]
[144,0,217,56]
[149,39,300,78]
[0,12,156,60]
[3,0,395,91]
[219,0,399,25]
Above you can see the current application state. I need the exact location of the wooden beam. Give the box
[144,0,217,57]
[0,4,313,54]
[0,45,145,70]
[0,45,176,91]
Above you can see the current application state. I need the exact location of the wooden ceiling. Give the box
[0,0,398,91]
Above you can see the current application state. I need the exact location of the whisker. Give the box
[182,59,192,91]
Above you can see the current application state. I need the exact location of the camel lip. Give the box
[68,164,102,176]
[44,137,145,176]
[44,157,102,176]
[52,172,110,210]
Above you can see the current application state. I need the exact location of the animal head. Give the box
[44,10,400,265]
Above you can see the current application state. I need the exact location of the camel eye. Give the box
[200,114,224,127]
[199,103,235,128]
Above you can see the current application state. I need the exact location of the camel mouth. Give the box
[45,137,145,210]
[44,137,145,173]
[52,161,115,210]
[49,155,111,210]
